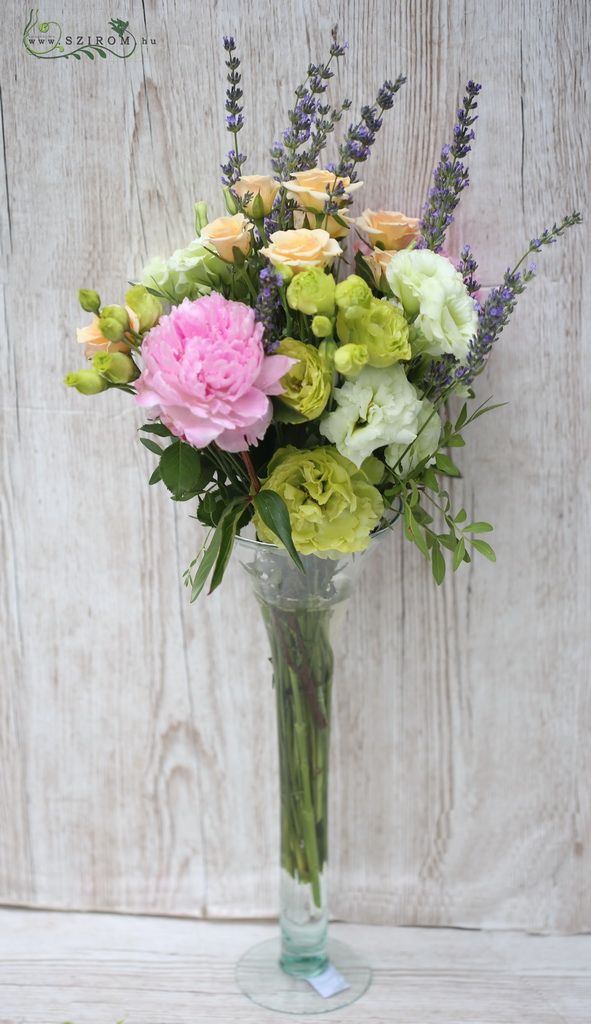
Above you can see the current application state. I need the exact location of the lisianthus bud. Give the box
[311,314,333,338]
[78,289,101,313]
[276,337,332,421]
[286,267,336,316]
[334,343,369,378]
[93,351,139,383]
[99,305,129,342]
[194,200,209,234]
[64,369,109,395]
[125,285,162,331]
[334,274,372,310]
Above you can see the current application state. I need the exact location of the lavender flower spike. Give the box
[334,75,406,181]
[220,36,247,186]
[254,266,285,352]
[462,211,581,383]
[419,81,481,252]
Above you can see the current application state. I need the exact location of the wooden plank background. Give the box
[0,0,589,931]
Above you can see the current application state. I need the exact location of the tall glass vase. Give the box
[234,536,378,1014]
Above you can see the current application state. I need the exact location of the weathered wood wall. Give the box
[0,0,589,931]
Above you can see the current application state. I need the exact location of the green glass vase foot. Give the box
[235,936,372,1015]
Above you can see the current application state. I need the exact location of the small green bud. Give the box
[93,351,139,383]
[125,284,161,331]
[78,289,101,313]
[99,305,129,341]
[223,186,239,214]
[250,193,265,220]
[334,343,369,378]
[194,201,209,234]
[311,315,333,339]
[318,338,337,367]
[64,369,109,395]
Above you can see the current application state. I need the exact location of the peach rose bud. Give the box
[352,209,420,251]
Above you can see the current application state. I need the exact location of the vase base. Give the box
[235,936,371,1014]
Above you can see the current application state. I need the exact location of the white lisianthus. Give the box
[386,249,477,361]
[320,364,439,471]
[385,395,441,475]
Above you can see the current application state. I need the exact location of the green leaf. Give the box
[447,434,465,447]
[140,437,164,456]
[454,508,467,524]
[468,401,508,423]
[404,510,429,558]
[421,466,439,491]
[411,505,434,526]
[253,490,304,572]
[96,47,107,57]
[140,422,172,437]
[431,541,446,585]
[209,505,244,594]
[455,402,468,430]
[470,538,496,562]
[148,466,162,485]
[438,532,457,552]
[83,49,95,59]
[189,530,223,602]
[463,521,494,533]
[160,441,203,499]
[435,453,462,477]
[452,537,466,571]
[197,490,227,528]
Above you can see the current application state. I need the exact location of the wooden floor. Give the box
[0,909,589,1023]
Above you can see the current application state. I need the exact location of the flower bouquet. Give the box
[64,32,580,1014]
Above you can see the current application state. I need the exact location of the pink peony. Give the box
[135,293,293,452]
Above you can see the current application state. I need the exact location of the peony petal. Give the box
[216,402,272,452]
[254,354,297,395]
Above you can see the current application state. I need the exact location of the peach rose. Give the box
[363,248,395,287]
[233,174,280,216]
[200,213,252,262]
[76,317,131,359]
[260,228,342,273]
[352,209,420,251]
[281,168,363,213]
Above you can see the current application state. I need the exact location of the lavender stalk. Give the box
[419,81,481,252]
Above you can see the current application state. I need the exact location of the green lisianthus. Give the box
[253,445,384,556]
[336,297,411,369]
[386,248,477,361]
[334,274,372,309]
[276,338,332,421]
[286,267,336,316]
[142,239,231,303]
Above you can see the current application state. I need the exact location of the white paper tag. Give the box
[306,962,350,998]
